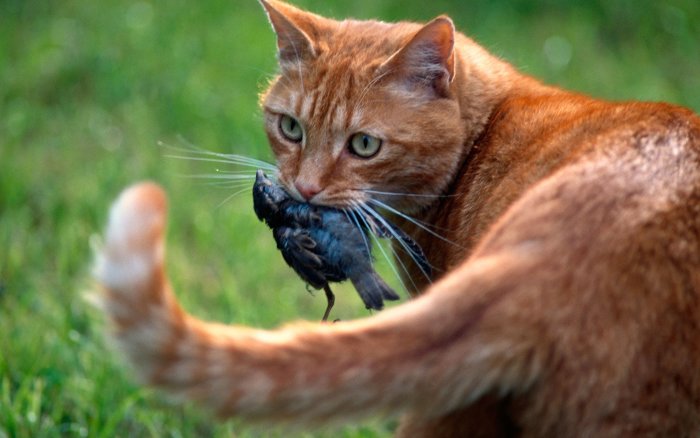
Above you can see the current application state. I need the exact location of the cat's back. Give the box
[392,100,700,437]
[463,99,700,436]
[443,95,700,258]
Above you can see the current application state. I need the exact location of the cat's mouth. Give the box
[284,183,312,204]
[279,178,336,207]
[284,187,356,210]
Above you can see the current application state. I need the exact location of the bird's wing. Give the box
[366,215,432,278]
[274,227,328,289]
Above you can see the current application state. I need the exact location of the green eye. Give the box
[349,133,382,158]
[279,115,303,142]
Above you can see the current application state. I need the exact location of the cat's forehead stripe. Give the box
[343,74,356,131]
[308,73,330,121]
[307,91,320,122]
[302,68,359,132]
[315,72,339,125]
[300,93,314,120]
[293,92,303,119]
[280,63,376,144]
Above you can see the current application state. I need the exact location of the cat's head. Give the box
[259,0,467,213]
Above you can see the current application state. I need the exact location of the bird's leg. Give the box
[321,284,335,322]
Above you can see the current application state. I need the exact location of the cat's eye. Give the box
[349,133,382,158]
[279,115,303,142]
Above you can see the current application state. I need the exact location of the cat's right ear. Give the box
[379,16,456,98]
[259,0,320,68]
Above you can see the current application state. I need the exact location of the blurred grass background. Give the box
[1,0,698,436]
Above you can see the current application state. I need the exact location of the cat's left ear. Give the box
[380,16,456,97]
[259,0,325,68]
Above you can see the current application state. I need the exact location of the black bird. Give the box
[252,170,430,320]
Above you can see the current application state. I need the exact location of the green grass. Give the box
[1,0,698,436]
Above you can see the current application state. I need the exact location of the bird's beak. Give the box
[255,169,266,184]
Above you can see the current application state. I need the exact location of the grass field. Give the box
[1,0,699,436]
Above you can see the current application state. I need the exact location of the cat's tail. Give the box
[92,182,544,426]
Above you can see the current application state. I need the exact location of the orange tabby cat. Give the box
[94,0,700,436]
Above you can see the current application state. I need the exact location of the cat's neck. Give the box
[451,34,558,153]
[408,34,560,219]
[393,38,566,291]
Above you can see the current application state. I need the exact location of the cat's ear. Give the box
[259,0,323,68]
[380,16,456,97]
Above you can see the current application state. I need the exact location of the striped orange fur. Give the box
[95,0,700,436]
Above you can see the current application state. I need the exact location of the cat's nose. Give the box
[294,180,321,201]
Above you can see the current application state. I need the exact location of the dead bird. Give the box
[252,170,430,320]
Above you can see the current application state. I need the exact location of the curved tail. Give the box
[92,182,542,426]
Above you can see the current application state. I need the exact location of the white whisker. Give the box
[165,154,277,171]
[159,140,278,172]
[355,202,421,292]
[181,173,258,180]
[159,138,278,210]
[207,180,257,189]
[369,199,463,248]
[360,192,442,231]
[343,208,371,257]
[356,68,394,110]
[363,189,454,199]
[351,205,408,294]
[387,238,421,294]
[202,170,260,175]
[358,203,433,283]
[215,186,254,209]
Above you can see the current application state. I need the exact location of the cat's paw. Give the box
[94,182,168,296]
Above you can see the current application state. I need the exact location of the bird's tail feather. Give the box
[350,272,400,310]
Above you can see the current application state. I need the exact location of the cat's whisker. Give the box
[206,179,258,187]
[159,140,278,172]
[215,155,278,171]
[367,198,442,231]
[237,64,278,78]
[195,178,254,186]
[215,186,255,210]
[170,136,277,168]
[361,198,456,235]
[362,189,455,199]
[359,204,431,272]
[351,206,409,294]
[343,209,372,264]
[182,173,258,181]
[357,202,433,282]
[356,68,395,110]
[386,238,421,294]
[218,155,277,170]
[216,169,277,178]
[369,199,463,248]
[208,169,261,175]
[354,202,422,292]
[161,141,278,203]
[165,155,278,172]
[187,175,255,194]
